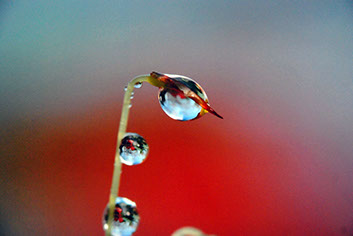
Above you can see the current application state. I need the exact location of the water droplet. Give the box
[124,86,127,91]
[103,197,140,236]
[130,92,134,99]
[152,72,223,119]
[128,104,132,108]
[134,82,142,88]
[119,133,148,165]
[158,75,208,121]
[172,227,207,236]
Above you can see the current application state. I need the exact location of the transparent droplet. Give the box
[128,104,132,108]
[151,72,223,120]
[130,92,134,99]
[172,227,207,236]
[102,197,140,236]
[158,75,208,121]
[124,86,128,91]
[134,82,142,88]
[119,133,148,165]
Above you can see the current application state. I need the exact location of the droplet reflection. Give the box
[158,75,209,121]
[159,89,203,121]
[102,197,140,236]
[151,72,223,120]
[119,133,149,165]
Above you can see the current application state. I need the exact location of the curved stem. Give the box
[105,74,153,235]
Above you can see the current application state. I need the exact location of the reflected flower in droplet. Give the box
[150,72,223,121]
[102,197,140,236]
[119,133,149,165]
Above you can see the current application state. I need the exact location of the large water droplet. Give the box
[102,197,140,236]
[134,82,142,88]
[158,75,208,121]
[158,89,202,121]
[152,72,223,120]
[119,133,148,165]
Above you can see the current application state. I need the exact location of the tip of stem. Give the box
[209,108,223,119]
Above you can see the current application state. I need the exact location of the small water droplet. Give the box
[130,92,134,99]
[134,82,142,88]
[119,133,148,165]
[124,86,127,91]
[102,197,139,236]
[128,104,132,108]
[172,227,206,236]
[158,75,208,121]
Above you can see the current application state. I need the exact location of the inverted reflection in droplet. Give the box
[102,197,140,236]
[119,133,148,165]
[158,75,208,121]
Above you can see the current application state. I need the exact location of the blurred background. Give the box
[1,1,352,235]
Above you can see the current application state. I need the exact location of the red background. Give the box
[1,1,352,235]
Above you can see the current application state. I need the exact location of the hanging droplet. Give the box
[130,92,134,99]
[134,82,143,88]
[102,197,140,236]
[151,72,223,120]
[128,104,132,108]
[124,86,128,91]
[119,133,148,165]
[158,75,208,121]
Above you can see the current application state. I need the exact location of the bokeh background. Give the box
[1,1,352,235]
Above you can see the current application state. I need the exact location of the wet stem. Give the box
[105,75,152,236]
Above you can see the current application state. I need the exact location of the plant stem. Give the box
[105,74,153,236]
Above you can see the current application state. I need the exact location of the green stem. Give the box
[105,74,154,235]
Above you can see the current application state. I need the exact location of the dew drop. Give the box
[124,86,127,91]
[130,92,134,99]
[134,82,142,88]
[172,227,206,236]
[102,197,140,236]
[119,133,148,165]
[158,75,208,121]
[128,104,132,108]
